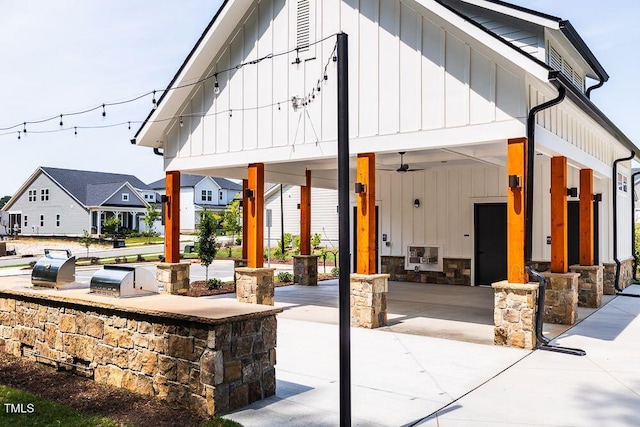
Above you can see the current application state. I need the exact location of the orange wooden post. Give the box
[579,169,594,266]
[165,171,181,264]
[507,138,527,283]
[550,156,568,273]
[247,163,264,268]
[300,170,312,256]
[356,153,376,274]
[242,179,248,260]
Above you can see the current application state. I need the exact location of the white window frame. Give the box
[122,193,130,202]
[28,189,37,202]
[40,215,44,227]
[40,188,49,201]
[56,214,61,227]
[24,216,28,227]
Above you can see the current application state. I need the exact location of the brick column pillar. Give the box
[235,268,275,306]
[293,255,318,286]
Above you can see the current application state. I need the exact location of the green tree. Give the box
[79,230,93,258]
[218,200,242,241]
[142,205,160,243]
[102,215,121,238]
[0,196,10,209]
[198,211,219,282]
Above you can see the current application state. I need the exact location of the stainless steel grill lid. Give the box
[90,265,158,297]
[31,249,76,288]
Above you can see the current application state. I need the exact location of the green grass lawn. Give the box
[123,236,164,245]
[0,384,125,426]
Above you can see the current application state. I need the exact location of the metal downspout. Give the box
[525,79,585,356]
[585,79,604,99]
[632,171,640,283]
[612,151,640,297]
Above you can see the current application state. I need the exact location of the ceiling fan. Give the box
[389,152,424,173]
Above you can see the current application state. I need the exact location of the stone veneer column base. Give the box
[156,262,190,295]
[235,268,275,306]
[492,281,538,350]
[570,265,604,308]
[350,274,389,329]
[541,272,579,325]
[293,255,318,286]
[233,259,248,286]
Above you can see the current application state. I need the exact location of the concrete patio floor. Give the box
[226,284,640,426]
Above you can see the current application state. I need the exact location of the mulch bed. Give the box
[0,352,206,427]
[188,274,337,297]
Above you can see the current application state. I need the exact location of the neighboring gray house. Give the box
[148,174,241,232]
[2,167,156,237]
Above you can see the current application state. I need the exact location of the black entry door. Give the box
[475,203,507,285]
[353,206,379,273]
[568,201,599,265]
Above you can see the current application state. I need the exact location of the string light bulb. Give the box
[59,115,64,127]
[278,103,281,111]
[152,90,157,109]
[213,74,220,94]
[293,48,301,70]
[74,127,77,136]
[23,123,27,135]
[102,104,106,118]
[17,131,21,140]
[229,110,233,118]
[179,116,184,127]
[128,121,131,130]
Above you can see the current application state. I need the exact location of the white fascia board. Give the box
[137,0,254,148]
[456,0,561,29]
[414,0,551,82]
[535,125,611,178]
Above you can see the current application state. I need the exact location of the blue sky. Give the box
[0,0,638,197]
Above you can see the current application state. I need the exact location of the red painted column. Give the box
[165,171,180,263]
[300,170,312,256]
[247,163,264,268]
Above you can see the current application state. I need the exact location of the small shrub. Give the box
[206,278,222,290]
[330,266,339,277]
[311,233,322,249]
[235,237,242,245]
[277,272,293,283]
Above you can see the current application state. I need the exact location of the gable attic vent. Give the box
[296,0,315,58]
[548,45,585,93]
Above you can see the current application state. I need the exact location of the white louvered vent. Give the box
[296,0,315,58]
[548,45,585,93]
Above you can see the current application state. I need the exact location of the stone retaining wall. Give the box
[603,258,634,294]
[381,256,471,285]
[0,294,277,416]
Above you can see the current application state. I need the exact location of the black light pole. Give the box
[336,32,351,427]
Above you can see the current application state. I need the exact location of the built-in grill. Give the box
[89,265,158,297]
[31,249,77,289]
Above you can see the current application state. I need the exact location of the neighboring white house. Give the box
[263,184,339,248]
[136,0,639,286]
[2,167,156,237]
[148,174,242,232]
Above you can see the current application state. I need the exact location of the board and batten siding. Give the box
[263,185,339,247]
[8,173,89,236]
[166,0,526,162]
[377,164,507,260]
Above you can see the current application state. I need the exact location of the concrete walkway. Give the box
[227,285,640,426]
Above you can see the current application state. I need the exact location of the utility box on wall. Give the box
[405,245,443,272]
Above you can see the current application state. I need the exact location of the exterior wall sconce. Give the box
[508,175,521,189]
[244,189,255,199]
[567,187,578,197]
[160,195,169,203]
[414,199,420,208]
[297,203,301,210]
[354,182,366,194]
[593,193,603,202]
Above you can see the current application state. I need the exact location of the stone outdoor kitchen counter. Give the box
[0,275,283,416]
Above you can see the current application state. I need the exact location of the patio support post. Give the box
[507,138,527,284]
[551,156,568,273]
[294,170,318,286]
[157,170,190,295]
[579,169,594,266]
[165,171,180,264]
[571,169,603,308]
[544,156,579,325]
[356,153,376,275]
[236,163,275,306]
[242,179,249,260]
